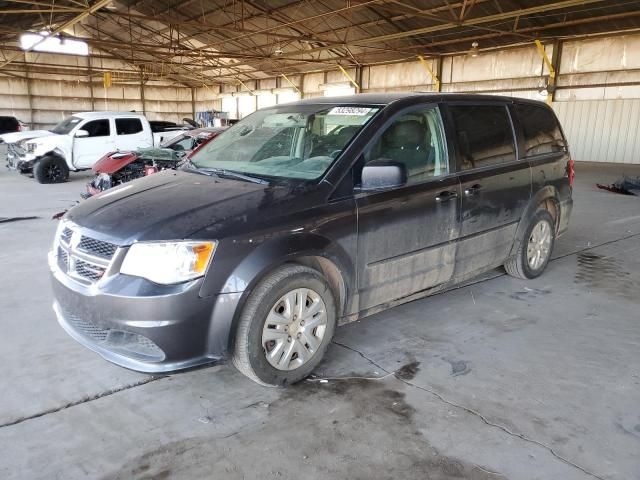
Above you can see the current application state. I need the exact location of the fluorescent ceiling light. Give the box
[20,33,89,56]
[272,87,296,94]
[323,85,356,97]
[319,81,352,91]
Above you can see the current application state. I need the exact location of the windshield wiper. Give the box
[181,159,211,176]
[203,168,269,185]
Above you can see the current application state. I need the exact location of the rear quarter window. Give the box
[449,105,516,170]
[515,104,566,157]
[115,118,143,135]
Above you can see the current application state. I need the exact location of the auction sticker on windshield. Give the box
[328,107,372,116]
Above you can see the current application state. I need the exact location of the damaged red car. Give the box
[83,127,226,198]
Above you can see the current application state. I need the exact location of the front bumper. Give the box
[6,147,33,172]
[5,142,38,171]
[49,252,241,373]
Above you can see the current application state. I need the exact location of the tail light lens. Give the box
[568,159,575,187]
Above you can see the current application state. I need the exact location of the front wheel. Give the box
[33,156,69,184]
[232,264,337,386]
[505,209,555,279]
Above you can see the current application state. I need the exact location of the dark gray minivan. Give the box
[50,93,573,386]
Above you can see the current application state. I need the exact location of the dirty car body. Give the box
[50,93,573,380]
[84,127,226,197]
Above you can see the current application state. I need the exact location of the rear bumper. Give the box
[558,197,573,236]
[49,252,241,373]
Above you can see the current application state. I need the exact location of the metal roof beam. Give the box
[274,0,608,59]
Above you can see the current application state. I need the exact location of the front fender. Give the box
[202,232,354,298]
[31,136,72,167]
[200,232,356,353]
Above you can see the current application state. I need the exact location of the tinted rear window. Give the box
[116,118,143,135]
[450,105,516,170]
[0,116,19,133]
[515,103,565,157]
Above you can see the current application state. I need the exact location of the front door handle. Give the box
[436,190,459,202]
[464,184,482,196]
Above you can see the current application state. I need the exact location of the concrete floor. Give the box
[1,162,639,480]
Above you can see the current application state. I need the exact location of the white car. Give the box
[9,111,185,184]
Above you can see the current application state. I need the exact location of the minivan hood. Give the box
[67,170,303,243]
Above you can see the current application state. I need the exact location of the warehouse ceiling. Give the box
[1,0,640,87]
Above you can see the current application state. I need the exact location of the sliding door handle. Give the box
[436,190,459,202]
[464,184,482,196]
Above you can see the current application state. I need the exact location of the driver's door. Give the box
[73,119,115,168]
[356,104,461,310]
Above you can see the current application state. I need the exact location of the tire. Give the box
[232,264,337,387]
[505,209,555,280]
[34,156,69,184]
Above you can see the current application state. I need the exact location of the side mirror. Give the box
[75,129,89,138]
[359,158,407,191]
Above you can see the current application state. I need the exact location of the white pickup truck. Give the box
[8,111,186,184]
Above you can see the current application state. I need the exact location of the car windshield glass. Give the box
[189,104,381,180]
[163,134,194,151]
[50,116,82,135]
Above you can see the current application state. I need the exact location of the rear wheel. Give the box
[33,156,69,184]
[505,209,555,279]
[232,264,337,386]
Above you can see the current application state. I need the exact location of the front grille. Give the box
[67,312,109,342]
[63,308,164,361]
[61,227,73,245]
[55,223,118,285]
[75,259,105,282]
[5,144,23,169]
[78,236,117,259]
[57,247,69,271]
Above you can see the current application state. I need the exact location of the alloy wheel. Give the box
[527,220,552,270]
[46,164,62,182]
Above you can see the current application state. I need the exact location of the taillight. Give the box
[568,159,575,187]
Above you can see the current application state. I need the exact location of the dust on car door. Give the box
[444,102,531,279]
[72,119,115,169]
[355,104,461,310]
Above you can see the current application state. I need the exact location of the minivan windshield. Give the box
[50,116,82,135]
[189,104,380,180]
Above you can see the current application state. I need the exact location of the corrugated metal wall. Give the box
[0,53,194,129]
[554,100,640,164]
[3,33,640,163]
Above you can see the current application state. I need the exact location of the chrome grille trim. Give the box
[61,227,73,245]
[55,223,119,285]
[78,236,118,259]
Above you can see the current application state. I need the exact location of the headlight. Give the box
[120,241,216,285]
